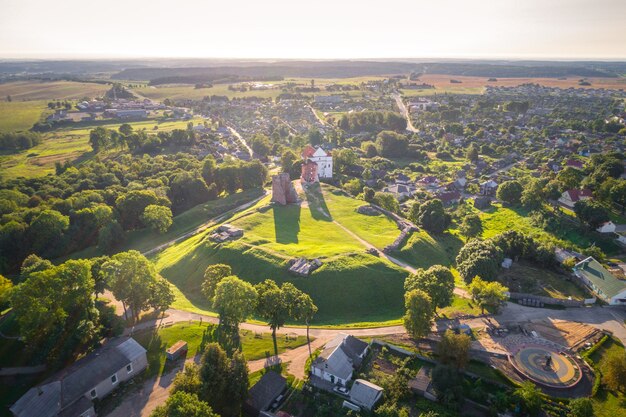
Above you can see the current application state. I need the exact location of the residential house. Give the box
[310,334,369,386]
[348,380,384,411]
[596,221,617,234]
[572,257,626,306]
[10,337,147,417]
[302,145,333,179]
[565,159,584,170]
[474,196,492,210]
[244,371,287,417]
[417,176,440,191]
[480,180,498,196]
[384,183,414,200]
[436,190,461,206]
[558,189,593,209]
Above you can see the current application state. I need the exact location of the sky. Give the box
[0,0,625,60]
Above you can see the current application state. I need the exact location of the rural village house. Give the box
[310,334,369,386]
[10,337,147,417]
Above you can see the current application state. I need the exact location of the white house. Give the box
[310,334,369,386]
[11,338,147,417]
[596,221,617,234]
[573,257,626,306]
[558,189,593,209]
[302,145,333,179]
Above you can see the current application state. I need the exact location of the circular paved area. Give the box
[509,345,581,388]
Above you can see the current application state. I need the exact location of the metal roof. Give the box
[574,257,626,300]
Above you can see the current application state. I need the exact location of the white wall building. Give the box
[303,146,333,179]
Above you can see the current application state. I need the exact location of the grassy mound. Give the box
[155,183,410,325]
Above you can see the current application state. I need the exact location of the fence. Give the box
[507,292,583,307]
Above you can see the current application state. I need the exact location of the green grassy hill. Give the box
[154,183,421,325]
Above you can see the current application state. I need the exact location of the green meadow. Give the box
[0,101,48,133]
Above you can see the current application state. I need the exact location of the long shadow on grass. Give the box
[273,203,300,244]
[304,183,332,221]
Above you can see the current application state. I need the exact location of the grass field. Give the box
[0,100,48,132]
[0,81,110,101]
[394,230,463,269]
[477,203,619,253]
[132,321,309,377]
[588,337,626,417]
[154,184,410,324]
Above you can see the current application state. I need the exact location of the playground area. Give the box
[509,345,582,388]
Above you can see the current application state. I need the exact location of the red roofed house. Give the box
[558,189,593,209]
[566,159,584,170]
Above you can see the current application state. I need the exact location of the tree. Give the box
[151,391,218,417]
[574,200,610,229]
[89,127,110,151]
[374,192,400,213]
[437,330,471,370]
[89,255,110,298]
[0,274,13,308]
[496,180,523,205]
[376,131,408,157]
[116,190,161,230]
[11,259,99,364]
[403,289,433,339]
[102,251,161,322]
[168,172,211,214]
[249,134,272,159]
[521,178,547,210]
[466,143,479,162]
[456,239,503,282]
[459,214,482,239]
[410,199,450,234]
[172,363,202,396]
[198,343,248,417]
[602,350,626,392]
[201,156,217,185]
[29,209,69,255]
[201,264,232,302]
[431,364,464,407]
[514,381,542,416]
[141,205,173,233]
[610,180,626,213]
[568,398,593,417]
[404,265,454,312]
[468,276,508,313]
[281,149,298,176]
[291,292,317,358]
[255,279,290,355]
[150,278,175,319]
[212,276,257,329]
[556,167,583,191]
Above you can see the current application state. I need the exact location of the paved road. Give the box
[227,126,254,157]
[393,93,418,133]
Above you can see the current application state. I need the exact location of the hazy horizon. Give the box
[1,0,625,60]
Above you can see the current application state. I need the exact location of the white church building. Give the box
[302,145,333,179]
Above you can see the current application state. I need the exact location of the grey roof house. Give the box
[310,334,369,386]
[573,257,626,306]
[348,379,383,410]
[244,371,287,417]
[10,337,147,417]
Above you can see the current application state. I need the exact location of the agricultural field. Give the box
[401,73,626,96]
[131,76,387,101]
[154,184,410,325]
[0,100,48,132]
[0,80,110,101]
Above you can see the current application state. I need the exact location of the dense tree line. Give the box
[338,111,407,133]
[0,131,42,150]
[0,152,267,273]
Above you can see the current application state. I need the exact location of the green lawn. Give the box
[132,321,309,377]
[588,337,626,417]
[438,294,482,318]
[498,261,588,300]
[0,101,48,132]
[478,204,618,254]
[394,230,463,269]
[154,183,410,325]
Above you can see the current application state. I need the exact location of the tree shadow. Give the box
[304,183,332,222]
[273,203,300,244]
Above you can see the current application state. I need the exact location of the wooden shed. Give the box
[166,340,188,361]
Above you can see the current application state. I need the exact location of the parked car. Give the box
[333,386,350,396]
